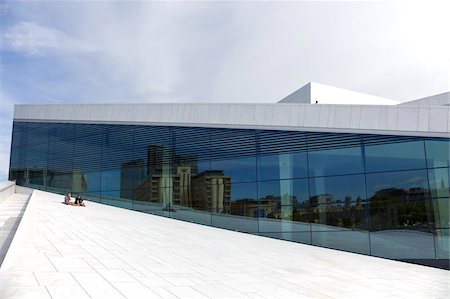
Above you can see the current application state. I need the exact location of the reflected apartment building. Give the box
[9,82,450,268]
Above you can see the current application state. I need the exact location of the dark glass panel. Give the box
[435,229,450,259]
[428,168,449,199]
[258,178,309,206]
[82,191,101,203]
[210,157,256,183]
[211,181,258,233]
[308,146,364,177]
[9,169,26,185]
[25,142,49,169]
[310,202,368,231]
[119,164,146,200]
[26,123,50,145]
[258,205,311,233]
[47,157,73,173]
[258,152,307,181]
[312,231,370,254]
[210,128,256,161]
[431,198,449,229]
[12,121,27,133]
[74,123,104,139]
[369,198,434,232]
[259,232,311,245]
[74,133,102,157]
[81,171,101,193]
[47,172,72,191]
[133,126,171,162]
[48,139,75,159]
[11,126,27,148]
[257,130,308,179]
[257,130,307,155]
[370,229,435,259]
[48,123,75,142]
[73,155,102,172]
[102,150,137,171]
[366,169,429,200]
[364,140,426,172]
[9,147,26,168]
[101,190,132,209]
[171,127,210,162]
[309,174,366,204]
[133,185,171,218]
[425,139,450,168]
[101,169,121,192]
[101,125,134,152]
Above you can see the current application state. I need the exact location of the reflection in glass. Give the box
[258,152,307,181]
[434,229,450,259]
[431,198,450,229]
[370,230,435,259]
[310,202,367,231]
[9,121,450,266]
[312,231,370,254]
[428,168,450,199]
[365,140,426,172]
[425,139,450,168]
[366,170,429,199]
[308,146,364,177]
[211,157,256,183]
[309,174,366,204]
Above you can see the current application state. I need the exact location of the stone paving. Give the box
[0,189,448,298]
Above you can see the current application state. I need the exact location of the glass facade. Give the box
[9,121,450,267]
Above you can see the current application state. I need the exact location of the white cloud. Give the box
[1,21,97,56]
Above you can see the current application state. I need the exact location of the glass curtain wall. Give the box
[9,121,450,266]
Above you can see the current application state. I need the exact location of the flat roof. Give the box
[13,102,450,138]
[1,189,448,298]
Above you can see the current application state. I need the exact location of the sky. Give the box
[0,0,449,181]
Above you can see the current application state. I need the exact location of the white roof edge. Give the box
[13,103,450,138]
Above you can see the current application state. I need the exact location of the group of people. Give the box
[64,192,85,207]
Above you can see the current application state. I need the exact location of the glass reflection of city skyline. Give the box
[9,122,450,267]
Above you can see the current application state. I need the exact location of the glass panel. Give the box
[82,171,101,193]
[312,231,370,254]
[428,168,450,198]
[425,139,450,168]
[431,198,449,229]
[365,140,426,172]
[309,174,366,204]
[11,127,27,148]
[25,142,48,169]
[211,181,258,233]
[132,126,170,164]
[257,130,308,179]
[48,123,75,143]
[120,163,146,200]
[47,172,72,191]
[9,147,26,169]
[310,202,368,231]
[210,157,256,183]
[257,178,309,234]
[308,146,364,177]
[170,168,212,225]
[101,191,132,209]
[259,232,311,245]
[258,152,307,181]
[369,198,434,232]
[370,230,435,259]
[101,169,121,192]
[26,124,49,145]
[366,169,429,201]
[435,229,450,259]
